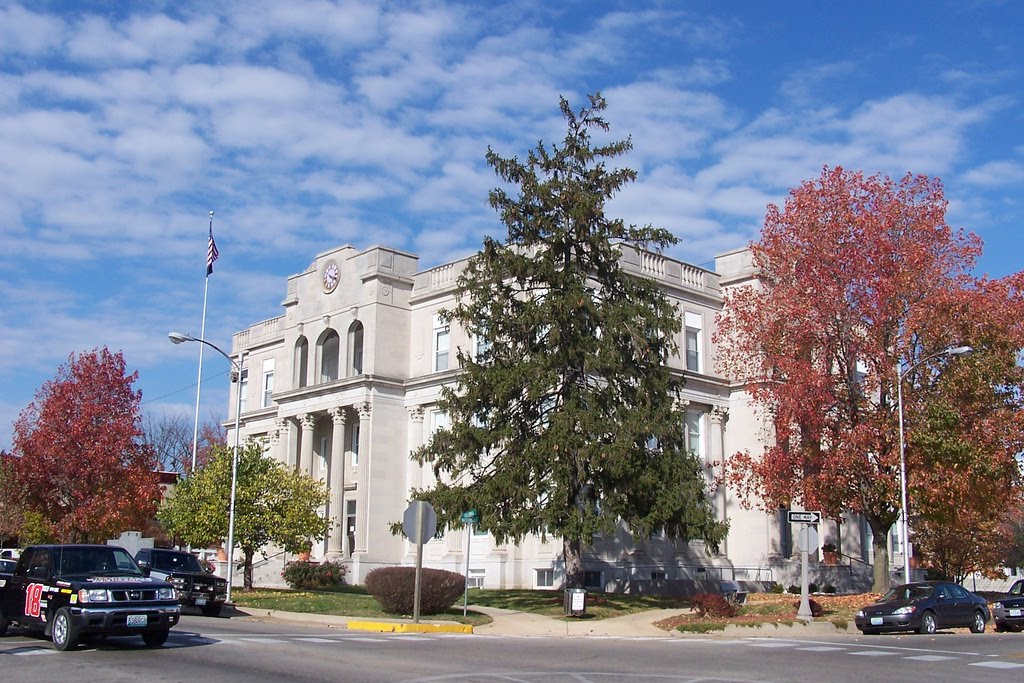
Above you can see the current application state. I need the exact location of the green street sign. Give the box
[460,509,479,524]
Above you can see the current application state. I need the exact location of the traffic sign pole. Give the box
[463,522,472,616]
[413,502,423,623]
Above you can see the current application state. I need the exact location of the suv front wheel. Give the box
[51,607,79,651]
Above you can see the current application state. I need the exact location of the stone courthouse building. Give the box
[226,244,877,591]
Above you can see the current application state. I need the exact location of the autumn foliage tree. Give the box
[8,348,162,543]
[715,166,1024,591]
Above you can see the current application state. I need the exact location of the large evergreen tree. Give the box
[412,94,726,587]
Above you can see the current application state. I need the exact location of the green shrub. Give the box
[787,584,800,594]
[364,566,465,615]
[769,583,785,594]
[808,582,819,593]
[689,592,738,618]
[823,584,837,594]
[282,560,348,590]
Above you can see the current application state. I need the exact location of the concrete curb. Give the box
[347,620,473,634]
[232,607,472,634]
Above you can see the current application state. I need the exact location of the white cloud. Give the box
[961,160,1024,187]
[0,4,66,57]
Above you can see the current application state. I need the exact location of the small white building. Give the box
[227,243,878,592]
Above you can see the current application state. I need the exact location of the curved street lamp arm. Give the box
[168,331,240,372]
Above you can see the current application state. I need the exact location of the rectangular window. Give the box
[345,500,356,557]
[584,570,603,590]
[891,521,903,554]
[262,358,275,408]
[433,315,450,372]
[651,571,667,581]
[684,312,702,372]
[468,569,485,589]
[350,422,360,466]
[536,568,554,588]
[685,410,704,460]
[474,326,491,362]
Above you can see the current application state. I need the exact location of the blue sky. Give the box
[1,0,1022,451]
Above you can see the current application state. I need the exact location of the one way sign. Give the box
[787,510,822,524]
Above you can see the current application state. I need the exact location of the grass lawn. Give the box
[230,587,691,625]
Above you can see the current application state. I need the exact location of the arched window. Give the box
[294,337,309,388]
[319,330,340,383]
[347,321,364,376]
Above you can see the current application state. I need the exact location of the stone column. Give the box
[327,406,348,558]
[354,402,372,554]
[285,418,299,470]
[299,413,315,475]
[270,418,287,465]
[710,406,729,556]
[406,406,425,497]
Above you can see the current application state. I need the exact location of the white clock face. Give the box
[322,261,340,292]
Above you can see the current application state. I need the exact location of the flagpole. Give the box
[189,211,216,471]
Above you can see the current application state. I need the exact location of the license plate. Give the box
[126,614,147,627]
[196,597,207,606]
[1010,609,1022,617]
[870,617,883,626]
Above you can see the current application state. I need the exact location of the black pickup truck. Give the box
[135,548,228,616]
[0,544,180,651]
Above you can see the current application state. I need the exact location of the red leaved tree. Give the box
[9,347,162,543]
[715,166,1024,591]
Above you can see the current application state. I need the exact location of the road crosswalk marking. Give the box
[969,661,1024,669]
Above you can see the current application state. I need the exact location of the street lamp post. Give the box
[170,331,245,603]
[896,344,972,582]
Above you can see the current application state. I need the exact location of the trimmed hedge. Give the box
[282,560,348,590]
[364,566,465,615]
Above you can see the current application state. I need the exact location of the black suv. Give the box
[135,549,227,617]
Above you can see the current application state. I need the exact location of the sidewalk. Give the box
[229,604,853,638]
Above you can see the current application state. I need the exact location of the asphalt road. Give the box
[3,614,1024,682]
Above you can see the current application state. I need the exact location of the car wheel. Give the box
[969,610,986,634]
[142,629,169,647]
[917,611,938,635]
[51,607,79,651]
[201,603,223,617]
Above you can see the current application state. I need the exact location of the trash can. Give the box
[564,588,586,617]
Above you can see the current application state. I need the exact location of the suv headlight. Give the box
[157,587,177,601]
[993,601,1005,610]
[78,588,110,603]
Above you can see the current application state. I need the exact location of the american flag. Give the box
[206,224,219,275]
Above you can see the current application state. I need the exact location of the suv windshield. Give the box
[55,547,145,578]
[151,550,204,573]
